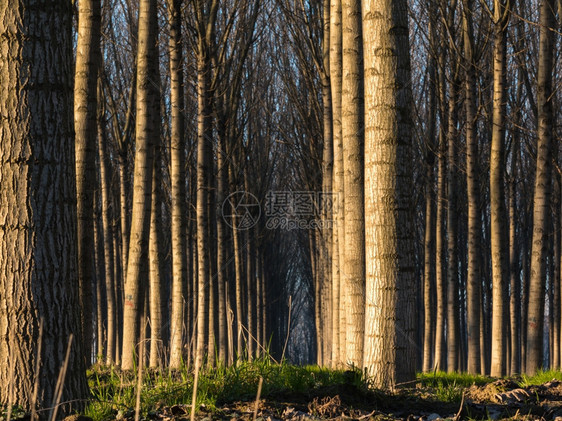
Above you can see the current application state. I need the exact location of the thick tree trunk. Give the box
[362,0,417,388]
[0,0,88,411]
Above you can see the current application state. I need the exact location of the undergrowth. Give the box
[84,358,357,420]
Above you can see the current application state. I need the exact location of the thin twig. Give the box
[50,334,74,421]
[191,360,201,421]
[31,319,44,421]
[253,377,264,421]
[281,295,292,362]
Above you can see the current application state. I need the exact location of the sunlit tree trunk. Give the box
[526,0,556,375]
[319,0,334,367]
[168,0,188,370]
[489,0,511,378]
[362,0,417,388]
[75,0,101,364]
[329,0,344,367]
[0,0,89,410]
[121,0,158,370]
[342,0,365,367]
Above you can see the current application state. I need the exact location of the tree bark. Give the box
[526,0,556,375]
[362,0,417,388]
[342,0,365,368]
[0,0,89,411]
[121,0,158,370]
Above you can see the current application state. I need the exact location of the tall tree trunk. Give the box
[362,0,417,388]
[490,0,511,378]
[463,0,482,374]
[526,0,556,375]
[121,0,159,370]
[168,0,188,370]
[0,0,89,410]
[434,38,448,372]
[446,68,461,373]
[342,0,365,368]
[75,0,101,365]
[329,0,344,367]
[98,116,117,366]
[422,1,438,373]
[195,42,213,368]
[319,0,334,367]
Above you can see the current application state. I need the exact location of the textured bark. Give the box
[195,44,213,368]
[362,0,417,388]
[463,0,481,374]
[341,0,365,368]
[490,0,511,378]
[434,40,448,372]
[75,0,101,365]
[526,0,555,375]
[98,118,117,366]
[149,150,165,368]
[0,0,88,411]
[319,0,334,367]
[121,0,158,370]
[446,70,460,373]
[509,149,521,374]
[422,3,438,373]
[168,0,188,370]
[329,0,344,367]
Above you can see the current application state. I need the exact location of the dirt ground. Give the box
[145,379,562,421]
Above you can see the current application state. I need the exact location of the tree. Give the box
[329,0,345,367]
[362,0,417,388]
[526,0,556,375]
[462,0,482,374]
[341,0,365,367]
[75,0,102,364]
[121,0,159,370]
[168,0,188,370]
[489,0,511,378]
[0,0,88,411]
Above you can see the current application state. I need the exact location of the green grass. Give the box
[84,358,360,421]
[518,369,562,387]
[416,371,494,404]
[417,371,493,388]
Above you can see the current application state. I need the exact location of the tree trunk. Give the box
[446,68,460,373]
[0,0,89,411]
[463,0,482,374]
[75,0,101,365]
[362,0,417,388]
[168,0,188,370]
[329,0,344,367]
[121,0,158,370]
[526,0,556,375]
[342,0,365,368]
[489,0,511,378]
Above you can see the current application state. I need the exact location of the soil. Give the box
[121,378,562,421]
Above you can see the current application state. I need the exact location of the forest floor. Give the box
[70,364,562,421]
[146,377,562,421]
